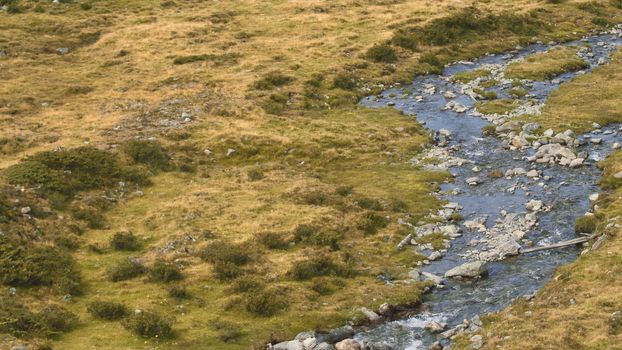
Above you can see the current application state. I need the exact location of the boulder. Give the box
[314,343,336,350]
[424,321,447,333]
[317,326,355,344]
[272,340,304,350]
[466,177,482,185]
[525,200,543,212]
[360,307,381,323]
[569,158,585,168]
[470,335,484,349]
[421,271,444,285]
[335,339,361,350]
[444,261,487,279]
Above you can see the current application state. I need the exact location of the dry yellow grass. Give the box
[505,46,589,80]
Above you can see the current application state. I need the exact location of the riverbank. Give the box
[451,34,622,350]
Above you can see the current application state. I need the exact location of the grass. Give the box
[452,69,491,83]
[475,99,519,115]
[518,48,622,132]
[2,0,622,349]
[505,46,589,80]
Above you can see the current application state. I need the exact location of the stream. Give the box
[354,28,622,349]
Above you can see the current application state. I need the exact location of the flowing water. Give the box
[355,30,622,349]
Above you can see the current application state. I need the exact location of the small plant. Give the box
[38,305,78,334]
[357,211,389,235]
[247,168,264,181]
[87,301,129,320]
[356,197,383,211]
[391,32,418,51]
[108,258,146,282]
[294,224,319,243]
[212,319,245,343]
[168,286,191,299]
[110,231,139,251]
[80,2,92,10]
[199,240,252,266]
[419,53,444,74]
[253,71,294,90]
[123,140,170,171]
[289,255,353,280]
[332,73,358,90]
[365,44,398,63]
[213,261,244,281]
[148,260,183,283]
[255,232,289,250]
[335,185,353,197]
[229,276,265,293]
[575,215,597,234]
[482,124,497,136]
[244,287,288,316]
[122,310,174,338]
[310,277,344,295]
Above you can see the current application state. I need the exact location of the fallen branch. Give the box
[520,234,596,254]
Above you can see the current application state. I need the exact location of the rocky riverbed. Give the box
[270,26,622,350]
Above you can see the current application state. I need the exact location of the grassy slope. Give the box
[505,46,589,80]
[454,49,622,349]
[1,0,621,349]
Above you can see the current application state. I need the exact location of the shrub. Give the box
[0,300,45,338]
[213,261,243,281]
[168,286,191,299]
[294,224,319,243]
[4,147,148,201]
[356,197,383,211]
[38,305,78,333]
[71,207,106,229]
[108,258,146,282]
[289,255,353,280]
[305,73,325,88]
[256,232,289,250]
[229,276,265,293]
[199,240,252,266]
[213,319,245,343]
[357,211,389,235]
[419,53,444,74]
[310,277,344,295]
[335,185,353,197]
[332,73,358,90]
[247,168,264,181]
[122,310,173,338]
[123,140,170,171]
[148,261,183,283]
[173,53,240,66]
[110,231,139,251]
[391,32,418,51]
[87,301,129,320]
[253,71,294,90]
[80,2,92,10]
[482,124,497,136]
[575,215,597,234]
[0,242,81,295]
[612,0,622,9]
[244,287,288,316]
[365,44,398,63]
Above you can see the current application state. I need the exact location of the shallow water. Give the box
[355,31,622,349]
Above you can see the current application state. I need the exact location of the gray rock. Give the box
[272,341,304,350]
[424,321,446,333]
[522,122,540,133]
[317,326,354,344]
[444,261,487,279]
[466,176,482,185]
[470,335,484,349]
[421,271,444,285]
[360,307,381,322]
[314,343,336,350]
[57,47,69,55]
[295,331,316,341]
[335,339,361,350]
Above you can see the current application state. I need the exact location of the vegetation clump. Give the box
[0,301,78,338]
[148,260,183,282]
[168,286,191,299]
[122,310,174,338]
[255,232,289,250]
[87,301,129,320]
[253,71,294,90]
[244,287,288,316]
[357,211,389,235]
[289,255,354,280]
[332,73,358,90]
[110,231,140,251]
[365,44,398,63]
[108,258,146,282]
[122,140,170,171]
[575,215,597,234]
[0,241,81,294]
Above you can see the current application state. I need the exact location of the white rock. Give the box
[589,193,599,202]
[444,261,487,279]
